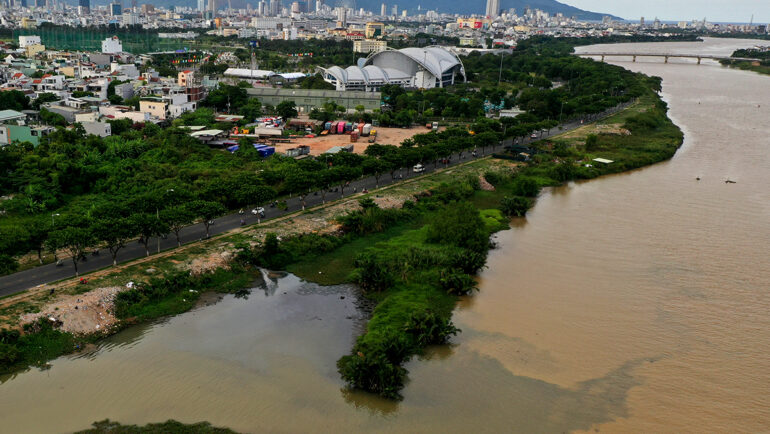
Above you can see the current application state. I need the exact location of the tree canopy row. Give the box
[0,38,653,275]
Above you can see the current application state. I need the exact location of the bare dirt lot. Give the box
[20,286,125,335]
[271,126,433,156]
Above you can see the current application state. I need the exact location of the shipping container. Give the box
[331,121,339,133]
[345,122,353,133]
[357,123,365,134]
[258,146,275,157]
[350,130,359,142]
[337,122,345,134]
[362,123,372,136]
[324,122,332,130]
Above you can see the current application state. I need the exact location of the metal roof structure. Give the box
[0,110,26,123]
[319,46,465,91]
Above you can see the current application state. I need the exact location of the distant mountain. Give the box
[358,0,622,21]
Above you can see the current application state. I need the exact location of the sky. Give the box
[561,0,770,23]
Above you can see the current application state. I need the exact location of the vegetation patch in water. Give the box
[76,419,239,434]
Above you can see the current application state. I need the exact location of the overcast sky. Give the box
[561,0,769,23]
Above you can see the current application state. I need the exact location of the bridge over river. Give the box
[575,52,761,64]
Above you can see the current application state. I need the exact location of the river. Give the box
[1,38,768,433]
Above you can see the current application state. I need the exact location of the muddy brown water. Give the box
[1,38,769,433]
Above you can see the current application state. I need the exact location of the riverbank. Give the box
[720,59,770,76]
[0,90,682,395]
[273,91,683,397]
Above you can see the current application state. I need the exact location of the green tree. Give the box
[48,226,94,276]
[331,166,361,197]
[188,200,226,238]
[92,217,137,266]
[284,171,316,210]
[31,93,59,110]
[39,108,66,127]
[275,100,298,119]
[0,90,29,111]
[362,157,389,188]
[159,206,195,247]
[131,213,168,256]
[203,84,248,112]
[238,98,262,122]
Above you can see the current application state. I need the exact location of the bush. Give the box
[483,170,503,186]
[500,196,532,216]
[585,134,598,151]
[0,342,20,369]
[337,204,407,235]
[351,251,396,293]
[337,288,457,399]
[438,269,478,295]
[426,202,488,254]
[510,177,541,197]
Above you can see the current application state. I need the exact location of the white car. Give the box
[251,207,265,216]
[413,164,425,173]
[530,133,538,138]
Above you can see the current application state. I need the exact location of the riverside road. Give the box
[0,102,632,296]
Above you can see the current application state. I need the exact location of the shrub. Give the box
[438,269,478,295]
[483,170,503,186]
[510,176,541,197]
[351,251,396,293]
[426,202,488,254]
[500,196,532,216]
[585,134,598,151]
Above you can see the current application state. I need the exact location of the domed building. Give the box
[319,46,466,92]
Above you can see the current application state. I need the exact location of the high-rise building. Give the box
[290,1,299,13]
[380,3,385,16]
[208,0,216,15]
[640,16,645,26]
[485,0,499,18]
[390,4,396,16]
[78,0,90,14]
[110,1,121,15]
[336,6,346,27]
[35,0,45,7]
[268,0,278,16]
[197,0,204,12]
[258,0,265,15]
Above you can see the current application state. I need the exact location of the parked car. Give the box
[413,164,425,173]
[251,207,265,217]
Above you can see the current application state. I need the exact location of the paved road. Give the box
[0,102,632,296]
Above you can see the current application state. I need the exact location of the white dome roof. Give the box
[365,46,465,79]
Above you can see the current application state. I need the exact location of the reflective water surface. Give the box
[1,38,769,433]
